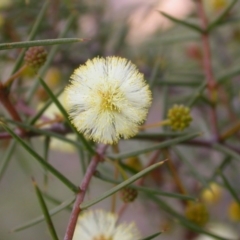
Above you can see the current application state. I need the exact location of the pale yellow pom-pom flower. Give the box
[73,209,141,240]
[65,56,152,144]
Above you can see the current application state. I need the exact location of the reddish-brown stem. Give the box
[164,149,187,195]
[0,123,69,139]
[64,144,108,240]
[16,100,39,118]
[137,150,161,186]
[117,203,128,219]
[220,121,240,141]
[196,0,219,140]
[0,84,23,126]
[117,150,162,219]
[197,1,215,89]
[3,64,27,87]
[218,87,240,141]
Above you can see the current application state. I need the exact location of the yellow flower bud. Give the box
[201,183,223,204]
[185,203,209,227]
[167,104,192,131]
[228,201,240,222]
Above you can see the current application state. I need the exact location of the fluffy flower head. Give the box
[65,56,152,144]
[73,209,141,240]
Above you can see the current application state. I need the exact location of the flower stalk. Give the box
[64,144,108,240]
[3,64,28,87]
[163,149,187,196]
[0,83,24,132]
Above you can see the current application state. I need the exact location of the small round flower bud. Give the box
[228,201,240,222]
[167,104,192,131]
[120,187,138,203]
[185,203,209,226]
[24,46,47,70]
[201,182,223,204]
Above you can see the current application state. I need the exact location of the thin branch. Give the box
[3,65,27,87]
[0,84,24,133]
[196,0,219,140]
[64,144,108,240]
[117,203,128,219]
[117,150,162,219]
[137,150,161,186]
[0,123,70,139]
[1,124,240,155]
[163,150,187,196]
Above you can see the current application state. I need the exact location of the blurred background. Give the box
[0,0,240,239]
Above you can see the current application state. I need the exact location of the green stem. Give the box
[0,38,87,50]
